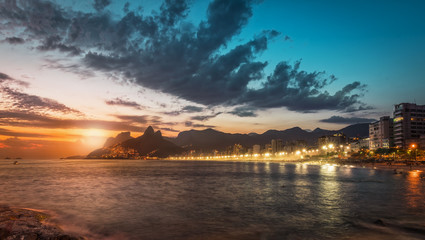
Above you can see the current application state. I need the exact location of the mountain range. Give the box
[167,123,369,151]
[87,123,369,158]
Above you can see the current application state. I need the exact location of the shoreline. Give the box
[0,206,84,240]
[165,157,425,173]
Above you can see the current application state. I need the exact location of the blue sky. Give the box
[0,0,424,157]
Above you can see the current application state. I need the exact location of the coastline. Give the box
[0,206,84,240]
[165,157,425,173]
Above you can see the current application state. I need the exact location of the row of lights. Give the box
[175,148,334,160]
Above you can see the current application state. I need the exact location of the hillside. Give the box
[170,123,369,151]
[87,126,184,159]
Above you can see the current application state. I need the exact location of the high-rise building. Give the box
[393,103,425,149]
[369,116,393,150]
[271,139,283,154]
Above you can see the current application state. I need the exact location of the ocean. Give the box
[1,159,424,239]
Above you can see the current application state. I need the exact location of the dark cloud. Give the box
[163,105,204,116]
[93,0,111,11]
[114,115,148,124]
[37,35,82,56]
[344,104,375,112]
[228,106,257,117]
[105,97,144,110]
[320,115,376,124]
[159,127,179,133]
[0,72,12,81]
[240,62,368,112]
[42,59,95,79]
[115,115,179,130]
[123,2,130,13]
[182,105,204,113]
[0,87,80,114]
[191,112,222,121]
[0,0,70,35]
[0,0,368,113]
[5,37,25,44]
[185,121,215,128]
[0,72,29,87]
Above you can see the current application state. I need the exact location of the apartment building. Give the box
[369,116,393,150]
[393,103,425,149]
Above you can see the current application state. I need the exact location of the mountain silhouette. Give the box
[87,126,183,159]
[169,123,369,151]
[103,131,133,148]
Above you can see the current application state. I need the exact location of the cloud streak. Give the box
[0,86,80,114]
[228,106,257,117]
[105,97,144,110]
[320,115,376,124]
[4,37,25,44]
[0,110,143,132]
[191,112,222,121]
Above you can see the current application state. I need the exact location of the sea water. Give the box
[1,159,424,239]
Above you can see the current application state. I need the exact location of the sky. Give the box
[1,0,425,158]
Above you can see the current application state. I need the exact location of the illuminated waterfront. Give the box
[1,159,425,239]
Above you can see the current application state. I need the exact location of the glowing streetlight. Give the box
[411,143,417,162]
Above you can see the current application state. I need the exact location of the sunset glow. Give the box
[1,0,425,158]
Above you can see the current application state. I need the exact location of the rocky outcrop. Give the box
[87,126,184,159]
[0,206,84,240]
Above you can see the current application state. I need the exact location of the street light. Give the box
[411,143,417,163]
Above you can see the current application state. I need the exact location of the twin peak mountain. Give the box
[87,126,183,159]
[87,124,369,159]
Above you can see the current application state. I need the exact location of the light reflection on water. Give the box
[406,170,423,209]
[0,159,425,240]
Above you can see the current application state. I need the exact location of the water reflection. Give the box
[1,160,425,239]
[405,170,423,209]
[318,164,345,229]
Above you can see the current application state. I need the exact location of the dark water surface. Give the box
[1,159,425,239]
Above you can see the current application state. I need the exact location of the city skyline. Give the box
[1,0,425,158]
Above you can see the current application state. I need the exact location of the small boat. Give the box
[13,161,20,165]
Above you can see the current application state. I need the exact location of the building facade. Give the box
[393,103,425,149]
[318,133,347,149]
[252,145,261,155]
[350,138,370,152]
[369,116,393,150]
[271,139,283,154]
